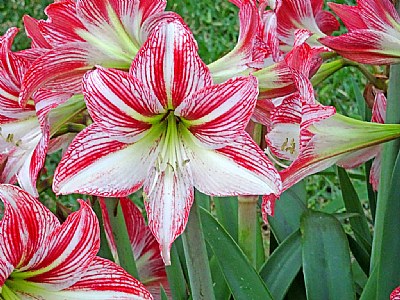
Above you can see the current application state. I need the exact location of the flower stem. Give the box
[368,61,400,297]
[105,198,139,279]
[182,197,215,300]
[238,195,258,267]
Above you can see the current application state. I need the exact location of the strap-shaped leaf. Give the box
[301,210,355,300]
[259,230,302,300]
[268,181,307,242]
[200,208,273,300]
[337,167,372,251]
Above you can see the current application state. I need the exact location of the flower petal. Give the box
[22,200,98,291]
[176,76,258,147]
[64,257,153,299]
[208,0,259,82]
[83,67,163,143]
[369,149,381,191]
[319,30,400,65]
[0,185,60,269]
[183,131,281,196]
[143,147,194,265]
[19,44,91,106]
[130,19,212,108]
[53,123,161,197]
[391,287,400,300]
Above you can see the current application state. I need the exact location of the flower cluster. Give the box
[2,0,400,297]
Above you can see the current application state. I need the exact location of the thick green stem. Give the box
[182,198,215,300]
[92,199,114,261]
[105,198,139,279]
[369,60,400,298]
[238,195,258,267]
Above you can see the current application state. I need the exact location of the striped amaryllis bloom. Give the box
[52,19,281,264]
[0,28,72,196]
[262,90,399,220]
[392,287,400,300]
[320,0,400,64]
[0,184,152,299]
[275,0,339,48]
[20,0,173,105]
[100,198,169,299]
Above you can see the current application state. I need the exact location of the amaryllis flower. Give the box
[20,0,173,105]
[53,20,281,264]
[100,198,169,299]
[263,93,400,219]
[0,184,152,299]
[320,0,400,64]
[275,0,339,48]
[0,28,72,196]
[208,0,259,82]
[392,287,400,300]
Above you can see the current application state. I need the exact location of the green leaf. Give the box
[210,256,231,300]
[337,167,372,251]
[301,210,355,300]
[347,234,370,276]
[91,199,114,261]
[161,286,169,300]
[268,181,307,242]
[259,230,302,300]
[255,215,265,270]
[200,208,273,300]
[213,196,238,241]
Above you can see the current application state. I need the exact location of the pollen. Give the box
[280,137,296,154]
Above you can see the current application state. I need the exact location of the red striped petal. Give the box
[65,257,153,299]
[83,67,162,143]
[319,30,400,65]
[176,76,258,147]
[101,197,168,293]
[391,287,400,300]
[208,0,259,82]
[130,20,212,109]
[0,185,60,269]
[53,124,161,197]
[26,200,99,291]
[184,132,281,197]
[327,3,367,31]
[19,45,91,106]
[143,152,194,265]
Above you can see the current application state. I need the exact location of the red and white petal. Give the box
[24,200,98,291]
[15,121,49,197]
[371,91,387,124]
[29,0,85,48]
[0,257,13,287]
[358,0,400,33]
[83,67,163,143]
[63,257,153,299]
[0,28,30,89]
[176,76,258,147]
[53,124,161,197]
[208,0,259,82]
[319,30,400,65]
[336,145,380,169]
[327,3,366,31]
[391,287,400,300]
[23,15,52,49]
[19,45,92,106]
[119,198,167,287]
[143,153,194,265]
[0,185,60,269]
[314,10,340,36]
[276,0,324,46]
[130,20,212,109]
[254,61,295,99]
[110,0,167,47]
[183,131,281,197]
[369,149,382,191]
[266,95,302,160]
[33,90,74,127]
